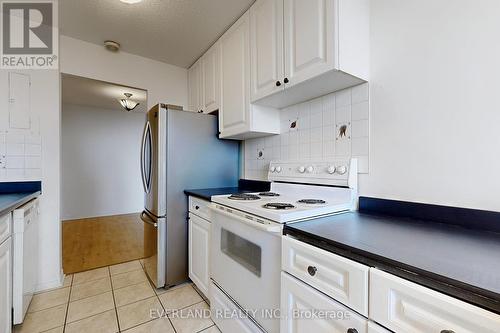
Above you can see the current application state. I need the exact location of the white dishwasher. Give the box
[12,198,39,324]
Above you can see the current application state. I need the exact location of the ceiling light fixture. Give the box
[119,93,140,112]
[104,40,120,52]
[120,0,143,4]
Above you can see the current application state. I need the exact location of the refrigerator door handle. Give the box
[140,121,151,193]
[141,211,158,227]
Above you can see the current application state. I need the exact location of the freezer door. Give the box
[142,105,167,217]
[141,210,166,288]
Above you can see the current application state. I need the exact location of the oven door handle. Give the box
[209,204,282,234]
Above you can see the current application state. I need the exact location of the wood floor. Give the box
[62,213,145,274]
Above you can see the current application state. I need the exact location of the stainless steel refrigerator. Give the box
[140,104,239,288]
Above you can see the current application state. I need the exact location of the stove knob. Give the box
[275,166,282,173]
[337,166,348,175]
[270,166,276,173]
[306,166,314,173]
[298,166,306,173]
[327,166,336,174]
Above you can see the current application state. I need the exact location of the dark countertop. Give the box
[285,211,500,314]
[184,187,253,201]
[185,179,271,201]
[0,192,41,216]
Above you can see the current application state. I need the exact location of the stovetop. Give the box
[211,182,355,223]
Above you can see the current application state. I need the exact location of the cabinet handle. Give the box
[284,77,289,84]
[440,331,455,333]
[195,206,200,210]
[275,81,281,86]
[347,329,358,333]
[307,266,317,276]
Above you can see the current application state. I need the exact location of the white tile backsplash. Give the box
[244,83,370,180]
[0,130,42,181]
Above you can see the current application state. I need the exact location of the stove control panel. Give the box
[267,159,357,187]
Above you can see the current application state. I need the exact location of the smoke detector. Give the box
[104,40,120,52]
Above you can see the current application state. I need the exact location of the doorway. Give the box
[61,74,148,274]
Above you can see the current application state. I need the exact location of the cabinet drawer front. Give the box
[281,272,367,333]
[282,236,369,316]
[189,196,211,221]
[0,213,11,245]
[369,268,500,333]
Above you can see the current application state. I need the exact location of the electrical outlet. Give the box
[256,148,265,160]
[0,155,6,169]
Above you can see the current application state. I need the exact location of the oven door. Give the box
[210,204,282,333]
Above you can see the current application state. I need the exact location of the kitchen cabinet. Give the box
[281,272,368,333]
[201,42,221,114]
[282,236,369,316]
[369,268,500,333]
[188,59,202,112]
[251,0,370,108]
[249,0,284,101]
[219,11,280,139]
[188,197,211,297]
[0,213,12,333]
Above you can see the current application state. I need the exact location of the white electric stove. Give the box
[212,158,358,223]
[209,159,358,333]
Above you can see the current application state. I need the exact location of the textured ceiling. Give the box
[60,0,255,68]
[62,74,148,113]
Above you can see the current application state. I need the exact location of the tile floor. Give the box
[14,259,219,333]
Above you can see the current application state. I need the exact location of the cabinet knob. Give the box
[347,329,358,333]
[307,266,317,276]
[276,81,281,87]
[440,331,455,333]
[195,206,200,210]
[284,77,289,84]
[198,110,203,113]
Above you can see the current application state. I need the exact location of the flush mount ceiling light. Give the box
[104,40,120,52]
[119,93,140,112]
[120,0,143,4]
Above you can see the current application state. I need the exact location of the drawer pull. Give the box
[347,329,358,333]
[441,331,455,333]
[307,266,317,276]
[195,206,200,210]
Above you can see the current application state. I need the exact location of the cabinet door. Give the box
[188,213,210,297]
[281,272,367,333]
[283,0,335,87]
[202,43,221,113]
[219,12,250,137]
[188,59,202,112]
[0,238,12,333]
[250,0,284,102]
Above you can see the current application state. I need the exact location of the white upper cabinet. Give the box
[219,12,251,137]
[219,12,280,140]
[188,59,202,112]
[283,0,335,87]
[202,42,220,113]
[250,0,284,102]
[251,0,370,108]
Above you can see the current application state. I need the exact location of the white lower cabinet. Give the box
[0,237,12,333]
[369,268,500,333]
[281,272,367,333]
[188,213,210,297]
[282,236,369,316]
